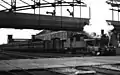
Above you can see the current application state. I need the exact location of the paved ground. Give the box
[2,51,86,58]
[0,56,120,71]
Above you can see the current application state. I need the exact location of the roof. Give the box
[109,0,120,2]
[36,30,52,35]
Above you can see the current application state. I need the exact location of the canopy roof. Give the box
[108,0,120,2]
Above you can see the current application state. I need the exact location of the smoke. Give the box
[83,0,114,35]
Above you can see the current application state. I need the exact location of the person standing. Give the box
[109,30,118,47]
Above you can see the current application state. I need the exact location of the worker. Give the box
[109,29,118,47]
[100,34,109,47]
[100,29,109,47]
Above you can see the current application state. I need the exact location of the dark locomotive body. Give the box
[0,31,116,56]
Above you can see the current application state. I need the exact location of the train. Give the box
[0,32,116,56]
[0,29,117,56]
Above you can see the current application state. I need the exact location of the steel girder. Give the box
[0,12,89,31]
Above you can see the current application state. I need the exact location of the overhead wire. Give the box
[14,0,16,12]
[61,0,62,29]
[34,0,35,14]
[0,4,8,9]
[1,0,11,6]
[54,0,56,16]
[39,0,41,28]
[11,0,16,12]
[112,0,114,20]
[89,6,91,19]
[0,0,86,12]
[73,0,74,18]
[61,0,63,40]
[80,0,81,18]
[11,0,13,8]
[54,0,56,31]
[115,1,120,22]
[19,0,30,6]
[42,0,49,3]
[80,0,81,31]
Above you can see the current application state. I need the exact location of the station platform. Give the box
[0,56,120,71]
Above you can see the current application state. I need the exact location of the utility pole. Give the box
[112,0,114,20]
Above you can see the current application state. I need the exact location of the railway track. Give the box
[0,50,84,60]
[0,51,38,60]
[0,51,120,75]
[0,53,14,60]
[2,51,88,58]
[76,65,120,75]
[1,64,120,75]
[48,64,120,75]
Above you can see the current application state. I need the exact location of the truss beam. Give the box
[0,1,87,12]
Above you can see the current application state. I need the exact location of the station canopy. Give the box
[108,0,120,2]
[0,0,89,31]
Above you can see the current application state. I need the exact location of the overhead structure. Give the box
[106,0,120,32]
[108,0,120,2]
[0,0,90,31]
[106,0,120,21]
[0,12,89,31]
[0,0,87,12]
[106,20,120,32]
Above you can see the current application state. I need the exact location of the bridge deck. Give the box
[0,12,89,31]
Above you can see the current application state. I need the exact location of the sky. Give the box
[84,0,114,34]
[0,0,118,44]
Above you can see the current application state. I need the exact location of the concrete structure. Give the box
[35,31,90,40]
[35,31,71,40]
[0,12,89,31]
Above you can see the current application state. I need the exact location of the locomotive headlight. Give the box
[106,47,109,51]
[113,46,116,48]
[96,52,100,56]
[64,48,68,50]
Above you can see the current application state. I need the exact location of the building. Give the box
[35,30,92,40]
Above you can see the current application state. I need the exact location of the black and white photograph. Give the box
[0,0,120,75]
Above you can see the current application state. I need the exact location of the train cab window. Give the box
[74,35,80,41]
[70,37,73,42]
[76,37,80,41]
[86,40,94,46]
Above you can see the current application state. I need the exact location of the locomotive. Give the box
[1,32,92,54]
[0,30,116,55]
